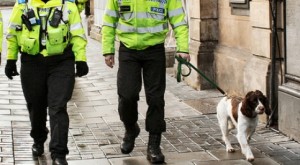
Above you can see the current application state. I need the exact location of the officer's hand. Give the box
[105,55,115,68]
[177,53,190,62]
[76,61,89,77]
[5,60,19,80]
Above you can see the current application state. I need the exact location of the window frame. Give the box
[230,0,251,16]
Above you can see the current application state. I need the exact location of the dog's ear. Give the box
[255,90,263,96]
[262,95,272,116]
[245,91,255,99]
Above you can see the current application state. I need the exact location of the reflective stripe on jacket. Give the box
[102,0,189,55]
[6,0,87,61]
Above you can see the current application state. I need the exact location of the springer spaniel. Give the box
[216,90,271,162]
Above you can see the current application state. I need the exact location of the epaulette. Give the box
[17,0,28,4]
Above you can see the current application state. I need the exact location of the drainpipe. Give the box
[283,0,286,77]
[269,0,278,126]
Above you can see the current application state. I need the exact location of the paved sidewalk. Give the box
[0,7,300,165]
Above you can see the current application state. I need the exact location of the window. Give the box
[230,0,250,16]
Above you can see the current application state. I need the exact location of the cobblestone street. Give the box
[0,6,300,165]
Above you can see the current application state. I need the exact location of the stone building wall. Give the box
[179,0,218,90]
[216,0,273,97]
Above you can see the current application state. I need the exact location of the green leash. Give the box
[175,56,227,96]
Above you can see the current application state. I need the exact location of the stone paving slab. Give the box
[208,148,266,160]
[183,98,222,114]
[0,122,11,126]
[0,115,29,121]
[69,159,110,165]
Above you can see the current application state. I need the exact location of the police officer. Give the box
[0,11,3,64]
[5,0,88,164]
[102,0,190,163]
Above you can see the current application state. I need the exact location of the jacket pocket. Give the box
[119,4,134,21]
[147,6,166,21]
[21,38,36,53]
[20,25,40,55]
[46,26,66,55]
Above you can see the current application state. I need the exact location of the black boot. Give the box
[32,143,44,156]
[147,133,165,164]
[52,157,68,165]
[120,123,140,154]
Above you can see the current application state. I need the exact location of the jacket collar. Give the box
[30,0,63,8]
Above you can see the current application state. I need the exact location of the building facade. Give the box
[88,0,300,142]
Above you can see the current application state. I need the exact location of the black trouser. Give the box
[117,43,166,134]
[20,49,75,158]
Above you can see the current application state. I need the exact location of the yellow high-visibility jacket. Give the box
[6,0,87,62]
[102,0,189,55]
[0,11,3,53]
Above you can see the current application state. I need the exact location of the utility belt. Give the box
[21,45,74,64]
[119,42,164,51]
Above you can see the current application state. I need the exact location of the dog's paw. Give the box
[226,148,235,153]
[246,157,255,162]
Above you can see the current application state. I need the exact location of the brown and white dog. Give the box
[216,90,271,162]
